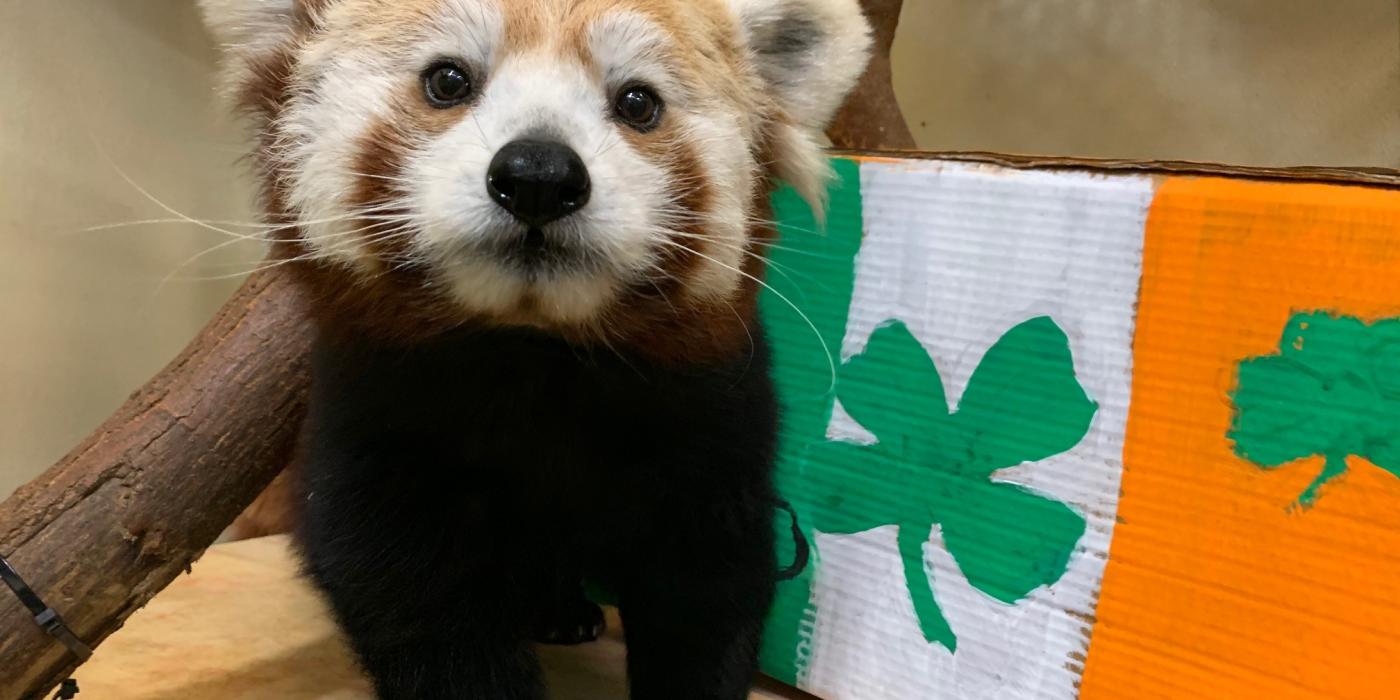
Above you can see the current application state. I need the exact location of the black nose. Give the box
[486,139,591,228]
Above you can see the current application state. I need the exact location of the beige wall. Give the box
[895,0,1400,167]
[0,2,261,497]
[1,1,1397,498]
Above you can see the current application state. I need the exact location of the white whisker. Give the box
[653,238,835,391]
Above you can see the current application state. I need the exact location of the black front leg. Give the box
[619,496,777,700]
[298,441,546,700]
[534,574,607,646]
[345,620,542,700]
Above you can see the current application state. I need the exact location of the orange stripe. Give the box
[1080,178,1400,700]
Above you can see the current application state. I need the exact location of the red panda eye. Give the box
[614,86,663,132]
[423,62,472,108]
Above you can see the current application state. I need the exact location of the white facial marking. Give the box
[275,0,505,274]
[586,11,755,303]
[280,48,400,272]
[405,47,673,322]
[588,12,687,106]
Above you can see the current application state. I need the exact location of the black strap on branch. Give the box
[774,498,810,581]
[51,680,80,700]
[0,553,90,698]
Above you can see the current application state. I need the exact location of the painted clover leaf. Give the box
[803,317,1096,651]
[1229,311,1400,508]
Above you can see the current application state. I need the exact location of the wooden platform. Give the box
[73,536,800,699]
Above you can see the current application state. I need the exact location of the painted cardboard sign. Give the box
[758,157,1400,700]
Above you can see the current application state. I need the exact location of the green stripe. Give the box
[759,158,864,682]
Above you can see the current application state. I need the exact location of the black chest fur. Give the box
[295,324,783,699]
[301,325,778,568]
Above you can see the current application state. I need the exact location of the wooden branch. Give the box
[827,0,917,150]
[0,270,313,700]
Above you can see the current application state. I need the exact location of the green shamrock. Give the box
[1229,311,1400,508]
[802,317,1097,651]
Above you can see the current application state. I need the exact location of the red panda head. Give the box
[202,0,871,363]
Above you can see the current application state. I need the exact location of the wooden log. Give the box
[0,269,314,700]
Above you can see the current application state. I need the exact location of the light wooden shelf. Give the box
[73,535,800,700]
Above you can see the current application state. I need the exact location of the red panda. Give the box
[201,0,870,697]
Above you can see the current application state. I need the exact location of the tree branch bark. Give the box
[0,270,313,700]
[827,0,916,150]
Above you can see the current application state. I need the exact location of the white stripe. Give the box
[805,159,1155,700]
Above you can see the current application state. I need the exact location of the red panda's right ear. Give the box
[198,0,299,55]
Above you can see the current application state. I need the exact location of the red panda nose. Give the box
[486,139,591,228]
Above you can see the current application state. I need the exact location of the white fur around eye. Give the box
[403,51,676,322]
[582,11,759,304]
[417,0,504,73]
[587,12,685,104]
[254,0,508,275]
[278,45,401,271]
[667,111,754,304]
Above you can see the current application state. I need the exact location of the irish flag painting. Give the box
[756,156,1400,700]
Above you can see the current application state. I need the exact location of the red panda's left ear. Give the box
[200,0,314,116]
[725,0,872,220]
[725,0,874,131]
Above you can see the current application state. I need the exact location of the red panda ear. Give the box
[726,0,873,131]
[198,0,300,55]
[725,0,871,221]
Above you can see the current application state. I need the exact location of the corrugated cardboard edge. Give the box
[831,149,1400,189]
